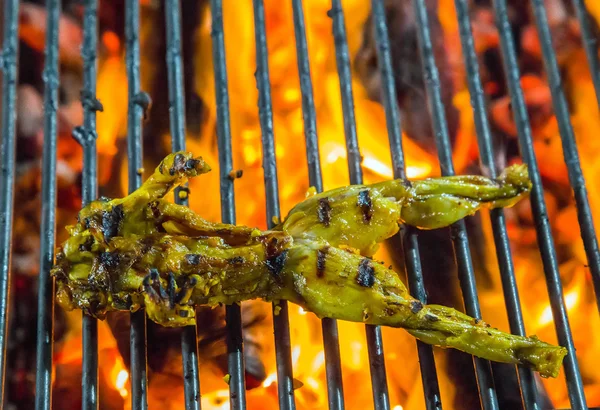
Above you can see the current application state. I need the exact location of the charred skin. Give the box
[52,151,565,378]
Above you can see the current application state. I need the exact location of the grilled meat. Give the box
[51,151,567,378]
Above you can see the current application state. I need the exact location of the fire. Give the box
[538,289,580,327]
[24,0,599,408]
[262,372,278,388]
[113,368,130,398]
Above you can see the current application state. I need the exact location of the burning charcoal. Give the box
[16,85,43,138]
[106,301,272,394]
[470,7,500,54]
[16,85,44,161]
[518,0,600,70]
[11,157,82,278]
[52,360,127,410]
[18,2,83,68]
[58,101,84,138]
[354,0,459,154]
[521,18,585,67]
[489,75,553,138]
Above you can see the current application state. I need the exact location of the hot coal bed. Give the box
[1,0,600,409]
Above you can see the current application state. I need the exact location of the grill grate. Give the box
[125,0,150,407]
[0,0,598,409]
[0,0,19,405]
[34,0,60,409]
[451,0,539,408]
[252,1,296,409]
[410,1,500,408]
[164,0,203,408]
[210,0,249,408]
[491,0,589,407]
[291,0,354,408]
[370,2,445,409]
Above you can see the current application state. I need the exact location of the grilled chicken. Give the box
[51,151,566,378]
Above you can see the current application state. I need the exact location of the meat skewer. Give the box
[51,151,566,378]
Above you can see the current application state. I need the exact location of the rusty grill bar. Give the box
[0,0,598,410]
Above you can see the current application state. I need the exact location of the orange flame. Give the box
[60,0,600,408]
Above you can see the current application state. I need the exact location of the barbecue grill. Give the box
[1,0,599,409]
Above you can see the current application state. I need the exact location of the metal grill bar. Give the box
[411,1,501,409]
[491,0,588,408]
[290,1,346,409]
[0,0,19,405]
[330,0,361,182]
[251,1,297,409]
[75,1,101,408]
[369,1,444,409]
[329,2,392,410]
[164,0,202,408]
[34,1,60,409]
[530,0,600,313]
[451,1,538,408]
[209,1,248,408]
[402,228,444,410]
[570,0,600,107]
[125,0,149,408]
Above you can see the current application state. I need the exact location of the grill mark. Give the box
[91,252,122,292]
[261,235,291,282]
[356,258,375,287]
[227,256,246,265]
[78,236,94,252]
[357,189,373,224]
[410,300,423,313]
[265,250,289,281]
[316,247,329,278]
[384,307,396,316]
[169,153,186,175]
[425,313,440,322]
[101,204,125,243]
[317,197,332,226]
[148,201,167,233]
[99,252,120,270]
[185,254,203,265]
[112,294,133,310]
[139,237,154,255]
[185,158,201,171]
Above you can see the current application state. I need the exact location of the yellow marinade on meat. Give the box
[51,151,565,378]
